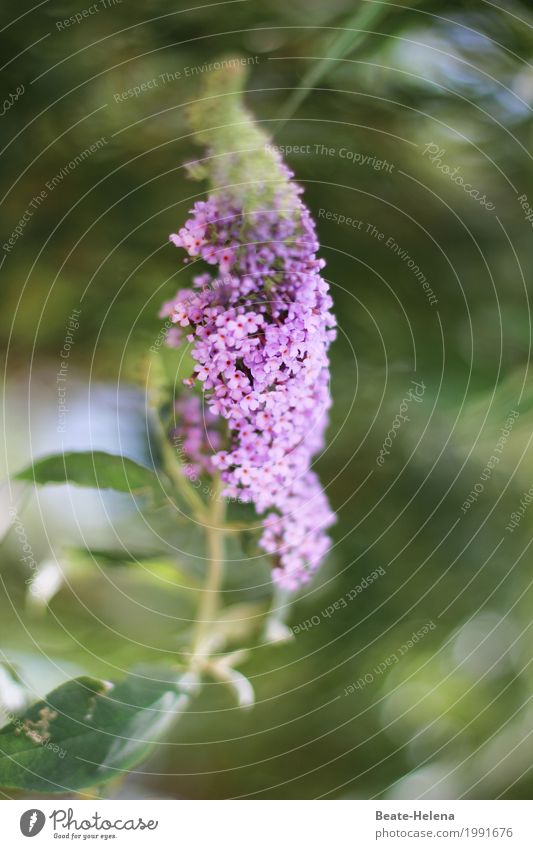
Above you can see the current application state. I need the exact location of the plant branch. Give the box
[275,1,389,128]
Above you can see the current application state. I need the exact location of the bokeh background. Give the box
[1,0,533,799]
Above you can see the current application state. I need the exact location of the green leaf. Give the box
[0,671,196,792]
[14,452,163,496]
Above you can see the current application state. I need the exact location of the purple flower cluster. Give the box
[161,155,336,588]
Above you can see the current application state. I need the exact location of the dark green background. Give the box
[1,0,532,799]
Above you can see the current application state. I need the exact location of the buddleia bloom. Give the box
[161,65,336,589]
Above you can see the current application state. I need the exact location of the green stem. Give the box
[157,417,208,520]
[275,1,389,128]
[190,476,226,664]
